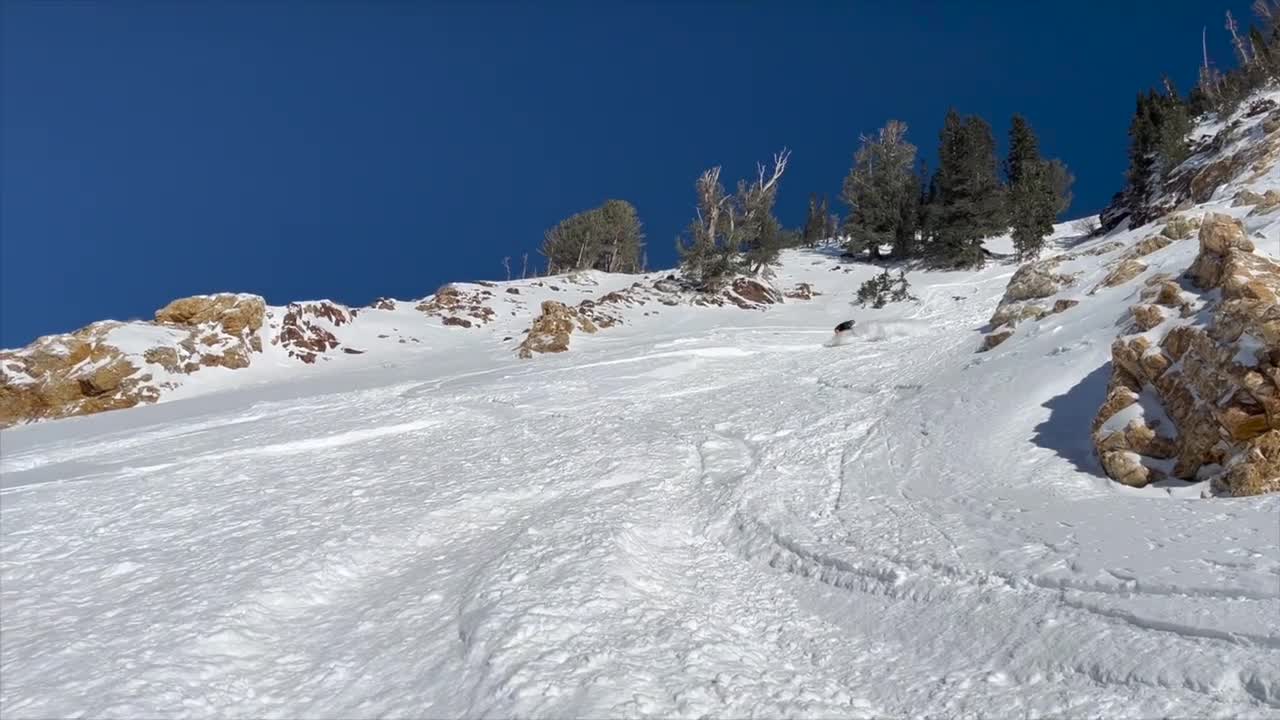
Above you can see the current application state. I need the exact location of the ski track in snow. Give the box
[3,238,1280,718]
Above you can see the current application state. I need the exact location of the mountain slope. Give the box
[2,91,1279,720]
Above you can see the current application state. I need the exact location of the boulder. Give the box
[1216,431,1280,496]
[1052,299,1079,314]
[1094,259,1147,291]
[1130,304,1167,332]
[784,283,816,300]
[1198,213,1254,255]
[729,278,782,307]
[1159,215,1199,240]
[1003,260,1075,302]
[978,330,1013,353]
[1124,235,1172,260]
[517,301,597,359]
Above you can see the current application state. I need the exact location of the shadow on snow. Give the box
[1031,362,1111,477]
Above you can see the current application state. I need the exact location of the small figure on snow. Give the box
[827,319,856,347]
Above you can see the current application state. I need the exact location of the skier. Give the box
[827,319,856,346]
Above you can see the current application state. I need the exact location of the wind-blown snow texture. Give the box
[3,220,1279,718]
[5,87,1280,717]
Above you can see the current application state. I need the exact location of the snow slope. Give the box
[3,219,1279,718]
[4,87,1280,719]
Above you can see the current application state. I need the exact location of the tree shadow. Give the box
[1032,362,1112,476]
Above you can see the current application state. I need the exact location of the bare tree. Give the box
[1072,216,1100,237]
[520,253,529,279]
[1226,10,1252,66]
[501,256,511,281]
[1200,26,1223,100]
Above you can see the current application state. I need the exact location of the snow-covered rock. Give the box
[1093,210,1280,495]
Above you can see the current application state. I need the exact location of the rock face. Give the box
[1,293,269,427]
[1092,214,1280,496]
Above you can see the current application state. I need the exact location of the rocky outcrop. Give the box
[1,293,271,427]
[1092,259,1148,293]
[416,284,497,327]
[0,292,380,426]
[517,300,599,359]
[981,259,1078,348]
[0,323,157,427]
[784,282,817,300]
[155,294,266,337]
[727,278,783,308]
[1003,261,1077,303]
[1093,213,1280,495]
[978,330,1013,353]
[1160,215,1200,241]
[1102,92,1280,232]
[1121,236,1172,262]
[273,301,354,364]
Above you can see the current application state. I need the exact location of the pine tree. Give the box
[678,150,790,287]
[841,119,918,260]
[1153,85,1192,173]
[1124,92,1159,217]
[541,199,645,274]
[962,116,1007,238]
[895,161,922,258]
[595,199,646,273]
[1118,87,1192,228]
[1005,115,1057,261]
[924,110,1005,268]
[801,194,831,246]
[677,167,737,288]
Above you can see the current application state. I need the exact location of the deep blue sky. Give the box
[1,1,1256,346]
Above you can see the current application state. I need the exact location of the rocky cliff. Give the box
[1093,214,1279,495]
[983,87,1279,496]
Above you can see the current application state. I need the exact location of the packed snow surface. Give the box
[3,232,1280,718]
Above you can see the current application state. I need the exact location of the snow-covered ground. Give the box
[3,220,1279,717]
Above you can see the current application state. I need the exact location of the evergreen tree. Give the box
[1119,87,1192,227]
[541,199,645,274]
[801,194,831,246]
[962,115,1008,238]
[1005,115,1057,261]
[677,167,737,288]
[1124,91,1159,219]
[924,109,1005,268]
[738,168,787,272]
[595,199,646,273]
[895,161,922,258]
[841,119,918,260]
[678,150,790,287]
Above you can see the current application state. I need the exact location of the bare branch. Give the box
[757,148,790,195]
